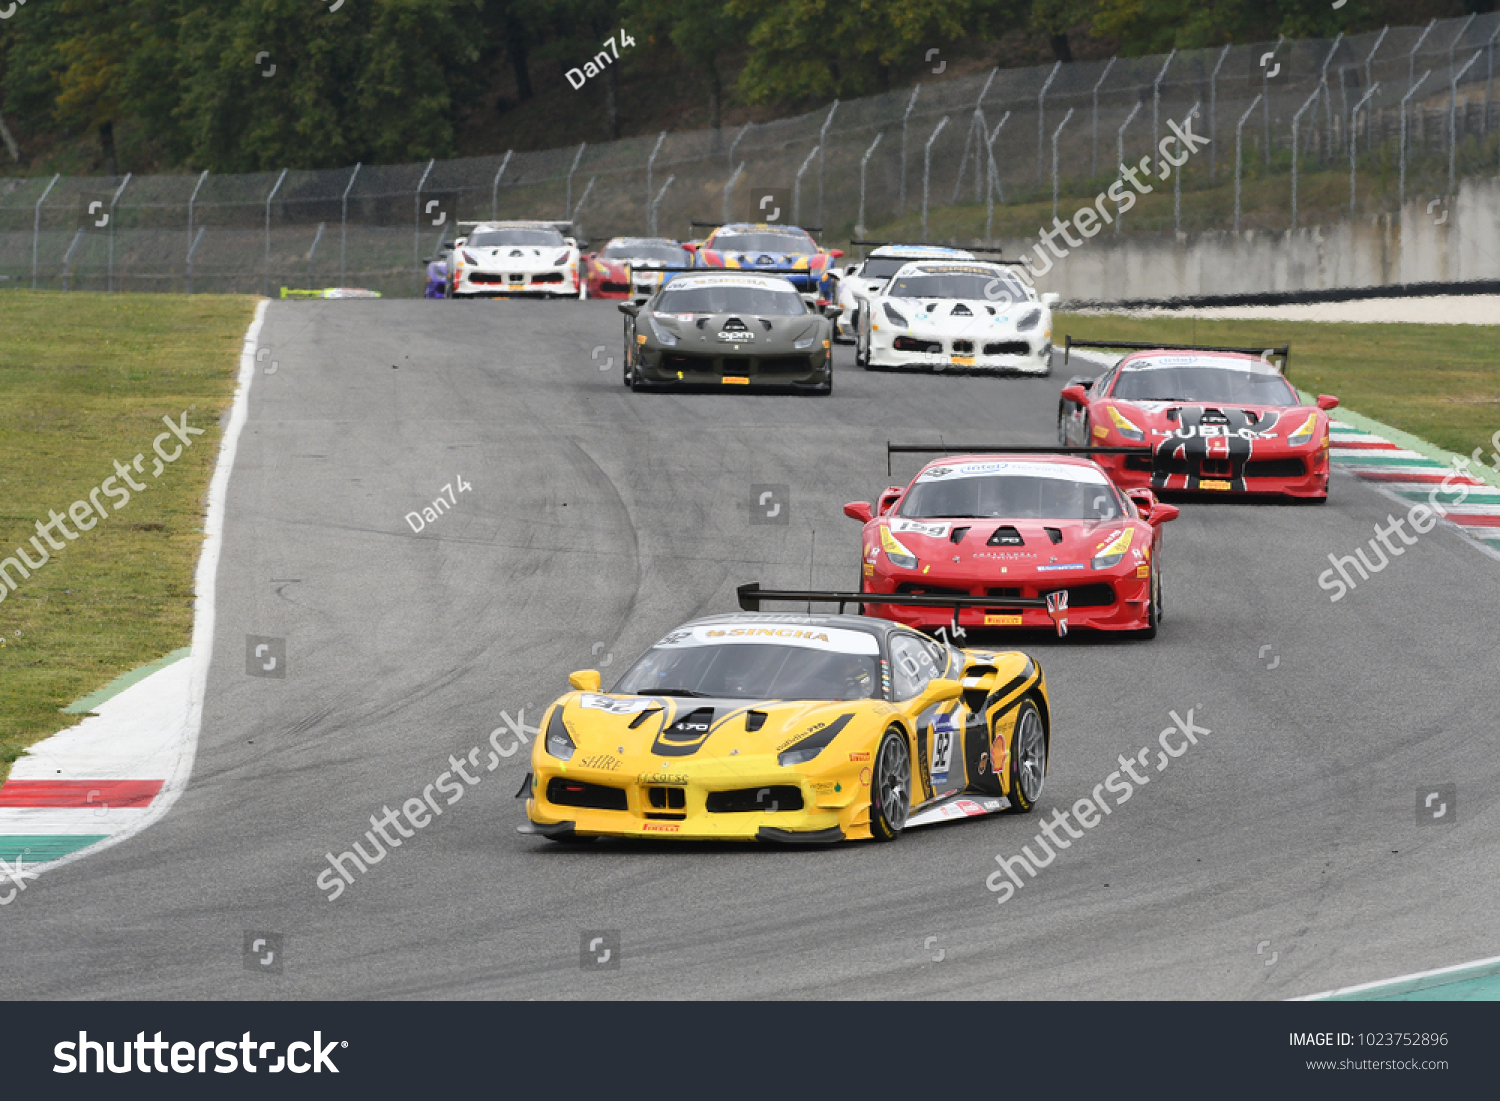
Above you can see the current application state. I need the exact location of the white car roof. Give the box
[869,245,976,259]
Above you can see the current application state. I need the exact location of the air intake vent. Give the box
[546,778,628,811]
[744,711,768,732]
[950,526,971,544]
[988,525,1024,546]
[951,303,973,316]
[706,786,805,813]
[1044,527,1064,544]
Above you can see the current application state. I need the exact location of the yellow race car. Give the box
[518,585,1051,844]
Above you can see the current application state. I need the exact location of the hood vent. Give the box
[951,303,973,316]
[926,302,939,312]
[760,318,773,331]
[1044,527,1064,545]
[652,707,717,757]
[745,710,768,732]
[628,707,660,729]
[949,526,971,544]
[987,525,1024,546]
[722,316,748,331]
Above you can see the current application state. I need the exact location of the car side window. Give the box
[890,634,942,700]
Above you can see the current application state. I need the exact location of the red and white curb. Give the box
[1329,420,1500,557]
[0,299,268,886]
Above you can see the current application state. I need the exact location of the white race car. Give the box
[830,244,975,343]
[853,260,1060,375]
[449,220,581,298]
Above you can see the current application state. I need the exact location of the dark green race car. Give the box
[618,271,837,395]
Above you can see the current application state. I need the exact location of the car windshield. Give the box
[467,228,565,248]
[864,255,961,279]
[887,272,1028,303]
[712,232,815,254]
[1111,364,1298,404]
[655,285,806,315]
[602,242,690,265]
[900,474,1123,520]
[613,644,879,701]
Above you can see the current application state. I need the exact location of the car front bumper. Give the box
[636,346,831,391]
[1092,446,1330,498]
[862,566,1152,632]
[870,329,1050,374]
[454,267,579,297]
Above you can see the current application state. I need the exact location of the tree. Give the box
[621,0,751,135]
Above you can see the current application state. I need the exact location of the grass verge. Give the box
[1052,311,1500,461]
[0,291,255,784]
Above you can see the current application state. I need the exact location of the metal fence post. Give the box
[900,85,920,213]
[857,132,883,232]
[565,142,586,218]
[572,175,596,229]
[952,70,997,202]
[1452,50,1483,194]
[1091,56,1117,176]
[31,172,59,289]
[1051,107,1075,221]
[1037,61,1060,183]
[649,175,674,236]
[817,99,839,227]
[1349,83,1380,214]
[186,170,208,294]
[306,221,326,287]
[792,145,819,224]
[489,150,512,220]
[1209,45,1230,178]
[1400,71,1432,209]
[1290,87,1321,231]
[264,167,287,298]
[646,131,666,227]
[722,162,744,223]
[985,111,1010,240]
[1263,35,1284,167]
[1152,49,1176,158]
[1234,94,1262,233]
[1174,101,1199,234]
[1409,20,1437,92]
[106,173,132,293]
[922,116,950,237]
[414,157,435,265]
[1319,33,1344,159]
[729,121,752,168]
[61,228,84,292]
[186,227,205,294]
[1487,28,1499,135]
[340,161,361,286]
[1115,101,1141,234]
[1364,25,1389,148]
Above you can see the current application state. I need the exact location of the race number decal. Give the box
[930,713,958,786]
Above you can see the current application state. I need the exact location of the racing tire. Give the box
[1133,564,1160,640]
[1004,699,1047,814]
[869,726,912,841]
[622,318,635,387]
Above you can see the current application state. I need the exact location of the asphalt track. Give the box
[4,298,1500,1001]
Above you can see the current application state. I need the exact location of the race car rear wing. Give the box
[737,583,1071,637]
[1064,336,1291,377]
[850,240,1002,254]
[885,443,1144,476]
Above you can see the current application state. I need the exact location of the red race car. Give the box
[846,447,1178,639]
[582,237,693,300]
[1057,339,1339,500]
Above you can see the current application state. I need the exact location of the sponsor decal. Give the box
[848,751,871,762]
[1200,479,1232,490]
[880,526,916,558]
[1092,424,1109,439]
[718,331,756,343]
[643,823,681,832]
[721,376,750,385]
[974,551,1035,560]
[776,721,827,752]
[863,563,875,577]
[579,694,657,714]
[578,754,622,771]
[930,713,958,786]
[1152,425,1274,441]
[955,799,986,816]
[860,767,873,786]
[918,460,1109,484]
[1037,562,1085,571]
[638,773,688,785]
[977,752,989,774]
[924,466,954,479]
[984,614,1023,625]
[1136,564,1150,578]
[659,624,879,654]
[811,780,843,793]
[892,519,951,538]
[951,355,975,366]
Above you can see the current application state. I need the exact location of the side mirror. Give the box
[568,669,603,692]
[1041,292,1061,307]
[845,264,859,276]
[913,677,963,712]
[822,304,842,319]
[442,240,455,248]
[1150,504,1180,525]
[618,302,640,316]
[844,501,874,523]
[1060,384,1089,404]
[1316,394,1339,410]
[828,248,844,259]
[682,242,699,253]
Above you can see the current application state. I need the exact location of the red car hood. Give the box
[871,516,1146,580]
[1104,399,1324,451]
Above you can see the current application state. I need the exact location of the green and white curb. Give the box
[1294,954,1500,1001]
[0,299,268,886]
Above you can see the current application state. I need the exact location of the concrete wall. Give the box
[1011,177,1500,304]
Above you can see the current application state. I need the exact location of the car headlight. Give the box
[880,526,918,570]
[1287,412,1317,446]
[462,251,477,265]
[1017,308,1042,331]
[793,333,817,350]
[544,706,576,760]
[1090,528,1134,570]
[649,315,680,346]
[552,250,571,266]
[883,302,909,327]
[1105,405,1145,442]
